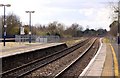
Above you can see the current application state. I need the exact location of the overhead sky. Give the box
[0,0,119,30]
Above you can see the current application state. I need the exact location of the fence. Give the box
[15,35,60,43]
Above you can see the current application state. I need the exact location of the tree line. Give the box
[0,13,107,38]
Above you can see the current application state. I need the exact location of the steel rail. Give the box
[53,38,97,78]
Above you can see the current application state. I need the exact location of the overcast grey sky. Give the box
[0,0,119,30]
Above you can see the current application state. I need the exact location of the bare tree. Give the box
[109,1,120,37]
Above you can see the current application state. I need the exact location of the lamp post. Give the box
[25,11,35,43]
[117,1,120,44]
[0,4,11,46]
[118,1,120,44]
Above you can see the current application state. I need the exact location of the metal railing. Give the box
[15,35,60,43]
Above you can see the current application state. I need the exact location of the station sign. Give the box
[20,26,25,35]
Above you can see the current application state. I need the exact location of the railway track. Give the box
[54,38,99,78]
[1,38,90,78]
[24,38,96,78]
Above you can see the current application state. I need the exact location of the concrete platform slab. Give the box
[79,39,106,77]
[0,43,65,58]
[79,38,114,77]
[102,43,114,76]
[87,70,101,76]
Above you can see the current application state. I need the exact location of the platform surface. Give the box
[79,38,117,77]
[0,42,64,58]
[101,43,114,77]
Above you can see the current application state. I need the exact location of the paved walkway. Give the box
[79,38,115,77]
[101,43,114,77]
[111,43,120,76]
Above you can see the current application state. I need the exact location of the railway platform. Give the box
[0,42,65,58]
[79,38,119,77]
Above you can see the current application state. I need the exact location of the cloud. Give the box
[76,7,111,30]
[79,8,94,16]
[95,8,111,21]
[0,0,115,30]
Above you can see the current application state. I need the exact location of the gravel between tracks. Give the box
[56,39,100,78]
[24,39,94,78]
